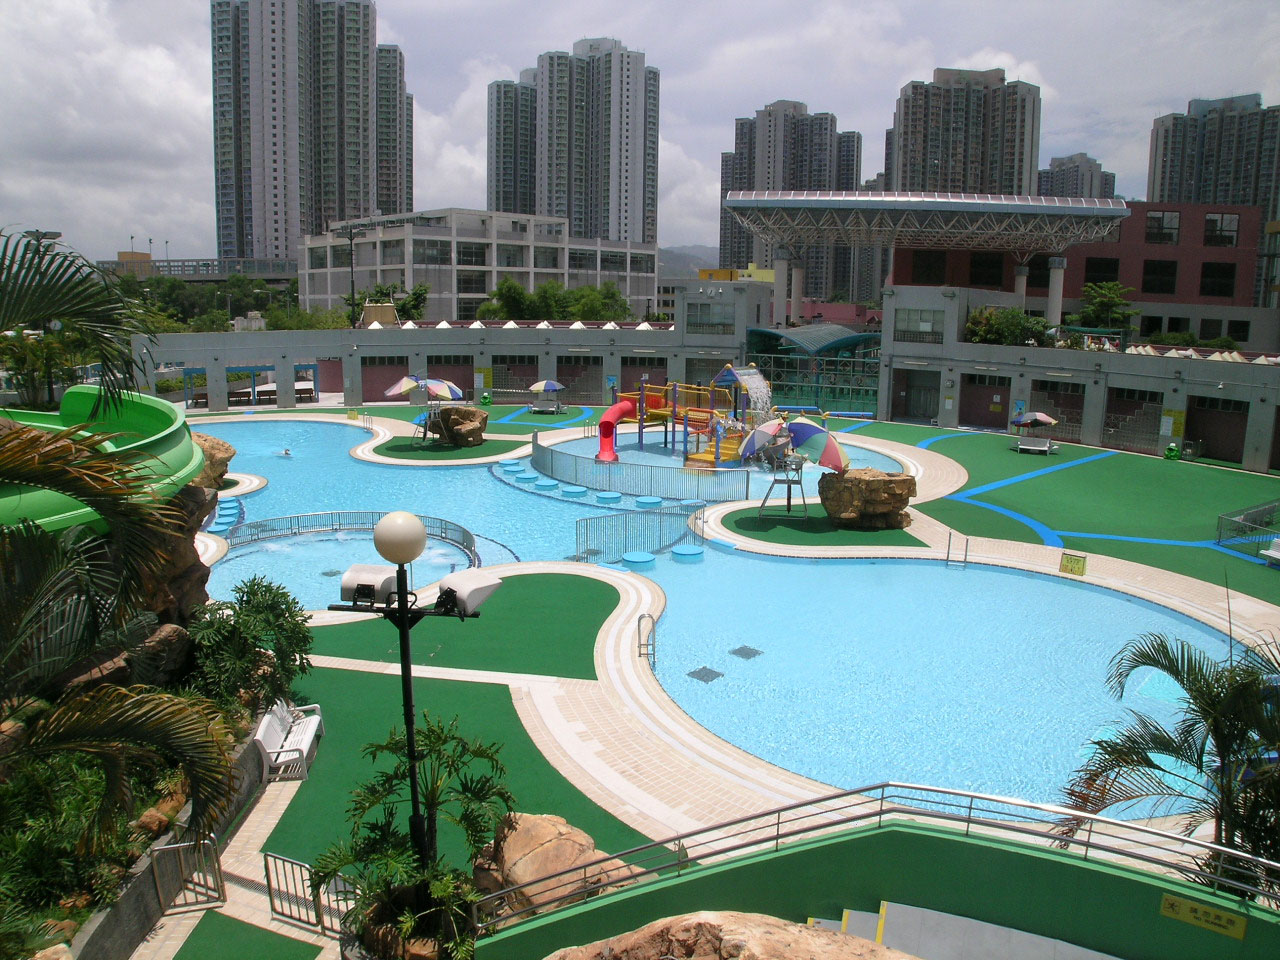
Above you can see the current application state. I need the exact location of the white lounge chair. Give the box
[1016,436,1056,455]
[1261,538,1280,567]
[528,394,562,415]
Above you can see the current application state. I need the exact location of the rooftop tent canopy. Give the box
[747,323,881,357]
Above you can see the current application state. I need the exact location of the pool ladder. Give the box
[637,613,656,668]
[945,531,969,567]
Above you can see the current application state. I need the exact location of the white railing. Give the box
[223,511,479,567]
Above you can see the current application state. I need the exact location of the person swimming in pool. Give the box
[282,448,292,457]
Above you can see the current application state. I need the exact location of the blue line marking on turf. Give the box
[959,450,1118,497]
[917,433,977,449]
[946,495,1063,547]
[494,407,593,428]
[837,421,876,433]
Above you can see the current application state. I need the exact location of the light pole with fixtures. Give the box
[333,225,366,328]
[328,511,503,868]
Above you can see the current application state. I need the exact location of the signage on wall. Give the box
[1159,894,1246,940]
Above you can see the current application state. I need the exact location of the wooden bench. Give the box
[1260,538,1280,567]
[253,699,324,782]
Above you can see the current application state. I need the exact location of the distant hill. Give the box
[658,244,718,278]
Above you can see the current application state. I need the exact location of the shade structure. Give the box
[384,375,421,398]
[528,379,566,393]
[783,416,826,447]
[792,429,849,471]
[420,378,464,400]
[1011,411,1058,427]
[738,417,788,458]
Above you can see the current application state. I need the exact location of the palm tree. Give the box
[0,230,152,415]
[1061,632,1280,887]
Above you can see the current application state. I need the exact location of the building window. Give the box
[456,271,488,294]
[1026,254,1050,288]
[600,251,627,272]
[308,246,328,269]
[1199,262,1236,298]
[1145,210,1180,244]
[630,252,655,273]
[456,242,487,266]
[892,308,944,344]
[1083,257,1120,285]
[380,239,404,265]
[414,239,450,265]
[1204,213,1239,247]
[910,250,946,285]
[1199,317,1223,340]
[968,251,1004,287]
[1166,317,1190,334]
[1141,259,1177,295]
[533,246,560,269]
[1227,319,1251,343]
[496,244,525,267]
[568,249,596,270]
[1139,315,1162,338]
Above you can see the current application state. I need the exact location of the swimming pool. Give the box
[197,417,1229,804]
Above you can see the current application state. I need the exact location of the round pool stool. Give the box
[499,459,522,468]
[562,485,588,498]
[515,472,539,483]
[502,463,525,473]
[636,496,663,510]
[672,544,705,563]
[679,499,706,508]
[534,478,559,491]
[622,550,656,571]
[596,491,622,504]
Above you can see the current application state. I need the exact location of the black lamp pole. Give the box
[334,225,366,328]
[384,562,430,868]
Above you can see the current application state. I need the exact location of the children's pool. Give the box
[198,418,1229,805]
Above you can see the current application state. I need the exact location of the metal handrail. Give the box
[472,781,1280,934]
[223,511,479,567]
[637,613,656,667]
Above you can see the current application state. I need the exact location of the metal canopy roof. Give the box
[723,191,1130,255]
[748,323,880,356]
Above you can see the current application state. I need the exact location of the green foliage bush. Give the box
[964,307,1051,346]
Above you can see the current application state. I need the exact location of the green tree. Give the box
[187,576,314,710]
[0,232,152,414]
[1060,633,1280,890]
[964,306,1051,346]
[1066,281,1139,331]
[531,280,571,323]
[476,277,534,325]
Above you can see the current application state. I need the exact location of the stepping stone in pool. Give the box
[688,666,724,683]
[729,645,762,660]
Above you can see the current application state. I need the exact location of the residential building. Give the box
[1148,94,1280,304]
[887,68,1041,195]
[210,0,414,262]
[1037,153,1116,198]
[299,208,657,324]
[719,100,864,300]
[487,38,659,244]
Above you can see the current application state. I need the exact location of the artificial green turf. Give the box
[371,436,526,460]
[173,911,321,960]
[310,573,616,680]
[720,509,924,547]
[1059,536,1280,606]
[483,407,604,435]
[850,421,962,446]
[264,671,652,867]
[973,454,1280,541]
[912,497,1044,544]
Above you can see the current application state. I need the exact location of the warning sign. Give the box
[1159,894,1246,940]
[1059,553,1087,576]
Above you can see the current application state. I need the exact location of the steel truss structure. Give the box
[723,191,1130,256]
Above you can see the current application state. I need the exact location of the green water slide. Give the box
[0,385,205,533]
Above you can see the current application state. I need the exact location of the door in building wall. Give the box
[958,374,1012,430]
[1184,395,1249,463]
[890,369,941,422]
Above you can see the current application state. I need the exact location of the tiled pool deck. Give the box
[139,410,1280,959]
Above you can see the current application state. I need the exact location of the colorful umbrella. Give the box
[1011,411,1058,428]
[783,416,826,447]
[792,429,849,471]
[420,378,464,400]
[383,375,422,398]
[737,417,788,458]
[528,379,566,393]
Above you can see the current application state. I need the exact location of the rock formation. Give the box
[817,468,916,530]
[190,432,236,489]
[428,406,488,447]
[474,813,642,919]
[544,911,920,960]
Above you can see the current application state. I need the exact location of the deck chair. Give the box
[528,392,562,415]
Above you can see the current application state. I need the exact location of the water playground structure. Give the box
[596,364,776,468]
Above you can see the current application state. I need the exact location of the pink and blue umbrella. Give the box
[528,379,566,393]
[420,378,464,400]
[788,417,849,471]
[737,417,788,458]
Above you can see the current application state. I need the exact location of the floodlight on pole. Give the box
[333,225,367,328]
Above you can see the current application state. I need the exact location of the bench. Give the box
[1261,538,1280,567]
[1015,436,1056,455]
[253,699,324,782]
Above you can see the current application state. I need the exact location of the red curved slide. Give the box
[596,398,636,462]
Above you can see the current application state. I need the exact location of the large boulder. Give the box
[474,813,641,918]
[817,468,916,530]
[428,406,488,447]
[142,484,215,625]
[190,432,236,489]
[544,911,920,960]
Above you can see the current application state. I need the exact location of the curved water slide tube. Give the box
[0,385,206,534]
[595,397,637,463]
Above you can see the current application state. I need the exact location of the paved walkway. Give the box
[130,420,1280,958]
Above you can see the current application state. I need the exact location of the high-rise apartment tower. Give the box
[887,68,1041,194]
[1038,153,1115,198]
[487,38,659,244]
[1149,94,1280,305]
[211,0,414,261]
[719,100,864,299]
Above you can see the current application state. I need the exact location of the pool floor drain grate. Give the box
[729,645,761,660]
[688,666,723,683]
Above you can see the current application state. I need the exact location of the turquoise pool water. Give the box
[198,418,1229,804]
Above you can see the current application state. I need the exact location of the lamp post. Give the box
[23,231,63,405]
[333,225,366,328]
[328,512,503,869]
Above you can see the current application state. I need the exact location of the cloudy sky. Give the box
[2,0,1277,261]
